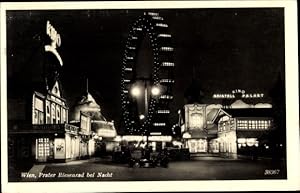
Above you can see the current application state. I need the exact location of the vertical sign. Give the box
[80,113,91,134]
[45,21,63,66]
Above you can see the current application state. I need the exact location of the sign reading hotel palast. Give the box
[213,89,264,99]
[45,20,63,66]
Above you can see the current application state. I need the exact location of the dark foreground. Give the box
[15,156,287,182]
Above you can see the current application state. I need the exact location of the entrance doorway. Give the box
[188,139,207,153]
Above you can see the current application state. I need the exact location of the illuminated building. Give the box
[180,91,275,158]
[71,88,117,154]
[7,21,95,181]
[213,108,273,158]
[8,80,94,162]
[181,104,219,153]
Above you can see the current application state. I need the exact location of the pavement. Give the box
[20,164,46,182]
[18,156,287,182]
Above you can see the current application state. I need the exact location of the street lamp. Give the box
[131,85,141,97]
[130,82,161,114]
[139,114,145,120]
[130,80,161,148]
[151,85,161,96]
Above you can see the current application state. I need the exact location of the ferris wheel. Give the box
[120,12,175,135]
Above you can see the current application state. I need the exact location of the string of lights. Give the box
[120,12,175,135]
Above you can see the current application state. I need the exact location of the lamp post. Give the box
[130,78,161,148]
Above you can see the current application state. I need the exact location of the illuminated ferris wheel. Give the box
[120,12,175,135]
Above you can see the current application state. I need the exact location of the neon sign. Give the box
[44,21,63,66]
[46,21,61,48]
[213,89,264,99]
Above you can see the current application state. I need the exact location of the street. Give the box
[21,156,286,182]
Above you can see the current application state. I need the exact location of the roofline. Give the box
[34,91,46,99]
[211,108,232,123]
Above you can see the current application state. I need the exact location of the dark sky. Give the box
[6,8,285,127]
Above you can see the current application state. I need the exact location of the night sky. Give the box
[6,8,285,128]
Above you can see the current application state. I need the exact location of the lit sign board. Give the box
[122,135,146,141]
[148,136,172,142]
[237,138,258,147]
[121,135,172,142]
[80,114,91,135]
[65,124,79,134]
[46,21,61,48]
[54,138,65,159]
[45,21,63,66]
[184,104,206,130]
[213,89,264,99]
[97,129,116,138]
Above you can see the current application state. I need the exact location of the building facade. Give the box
[214,108,273,158]
[8,80,95,164]
[180,98,275,158]
[181,104,218,153]
[7,20,96,181]
[70,91,117,155]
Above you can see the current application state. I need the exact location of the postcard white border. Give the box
[1,1,299,192]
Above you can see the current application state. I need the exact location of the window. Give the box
[237,120,248,129]
[34,110,38,124]
[39,113,44,124]
[257,120,271,130]
[34,109,44,124]
[238,119,272,130]
[33,97,44,124]
[37,138,50,157]
[248,120,256,129]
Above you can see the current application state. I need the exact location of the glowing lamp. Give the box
[237,138,246,144]
[131,86,141,97]
[139,114,145,120]
[246,138,257,147]
[182,132,192,139]
[151,86,160,96]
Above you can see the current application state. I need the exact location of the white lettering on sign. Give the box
[213,89,264,99]
[148,136,172,142]
[232,89,246,94]
[45,21,63,66]
[46,21,61,48]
